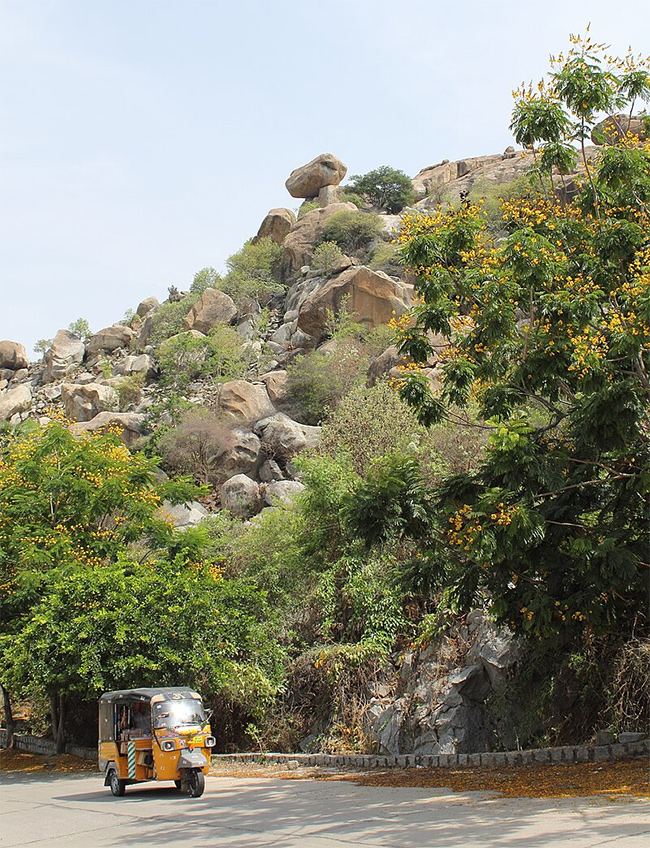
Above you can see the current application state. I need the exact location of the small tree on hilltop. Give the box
[349,165,415,213]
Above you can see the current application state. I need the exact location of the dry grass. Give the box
[209,758,650,800]
[0,749,96,774]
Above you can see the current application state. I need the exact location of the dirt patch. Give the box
[209,758,650,800]
[0,748,96,774]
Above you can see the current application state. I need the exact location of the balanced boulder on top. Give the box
[285,153,347,199]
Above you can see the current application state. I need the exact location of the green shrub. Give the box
[191,266,223,293]
[349,166,415,213]
[311,241,344,272]
[157,326,248,389]
[115,374,145,411]
[285,340,368,425]
[222,237,283,305]
[368,240,402,276]
[320,210,383,255]
[341,187,364,207]
[318,382,425,475]
[297,200,319,219]
[149,294,199,345]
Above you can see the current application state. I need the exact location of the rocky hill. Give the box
[0,141,593,522]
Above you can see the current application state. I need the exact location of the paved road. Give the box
[1,771,648,847]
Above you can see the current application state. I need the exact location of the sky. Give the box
[1,0,648,355]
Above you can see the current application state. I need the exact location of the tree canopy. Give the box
[393,34,650,641]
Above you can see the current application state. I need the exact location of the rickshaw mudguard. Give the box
[177,749,208,769]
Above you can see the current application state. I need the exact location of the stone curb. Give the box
[213,739,649,770]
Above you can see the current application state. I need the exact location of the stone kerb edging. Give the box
[213,739,649,770]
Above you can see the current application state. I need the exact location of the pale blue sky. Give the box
[1,0,648,354]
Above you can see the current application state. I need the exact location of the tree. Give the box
[394,34,650,641]
[349,165,415,213]
[0,421,198,749]
[223,237,283,305]
[0,555,285,751]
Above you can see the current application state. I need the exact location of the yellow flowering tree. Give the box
[395,34,650,640]
[0,420,198,746]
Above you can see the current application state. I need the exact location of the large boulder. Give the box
[136,295,160,317]
[86,324,135,356]
[220,474,261,518]
[70,411,145,446]
[253,412,320,460]
[281,202,357,280]
[0,384,32,421]
[259,370,288,405]
[61,382,119,422]
[263,480,305,506]
[285,153,347,199]
[297,266,413,341]
[212,428,262,480]
[113,353,156,379]
[157,500,209,529]
[253,208,296,245]
[183,288,237,334]
[43,330,85,383]
[592,113,649,145]
[217,380,275,423]
[0,340,28,371]
[367,345,409,385]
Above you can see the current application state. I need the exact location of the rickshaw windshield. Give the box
[152,698,206,730]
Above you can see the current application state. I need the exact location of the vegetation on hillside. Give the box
[1,32,648,755]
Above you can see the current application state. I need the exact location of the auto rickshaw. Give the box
[98,687,214,797]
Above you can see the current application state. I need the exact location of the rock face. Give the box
[281,202,357,280]
[297,266,413,341]
[253,208,296,244]
[61,382,119,422]
[43,330,86,383]
[220,474,261,518]
[183,288,237,334]
[0,384,32,421]
[217,380,276,423]
[592,113,649,145]
[70,411,145,446]
[0,340,28,370]
[365,611,519,756]
[86,325,135,356]
[285,153,347,199]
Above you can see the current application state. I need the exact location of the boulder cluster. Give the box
[4,141,599,529]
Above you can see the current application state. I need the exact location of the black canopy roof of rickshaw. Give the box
[99,687,201,704]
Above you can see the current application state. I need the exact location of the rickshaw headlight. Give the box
[204,736,215,748]
[161,740,175,752]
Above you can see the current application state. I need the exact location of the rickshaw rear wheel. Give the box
[187,770,205,798]
[108,769,126,797]
[174,779,182,791]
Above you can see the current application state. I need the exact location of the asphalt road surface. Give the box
[1,771,649,848]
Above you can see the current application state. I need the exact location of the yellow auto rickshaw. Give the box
[98,687,214,797]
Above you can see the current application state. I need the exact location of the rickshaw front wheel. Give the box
[108,769,126,797]
[187,770,205,798]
